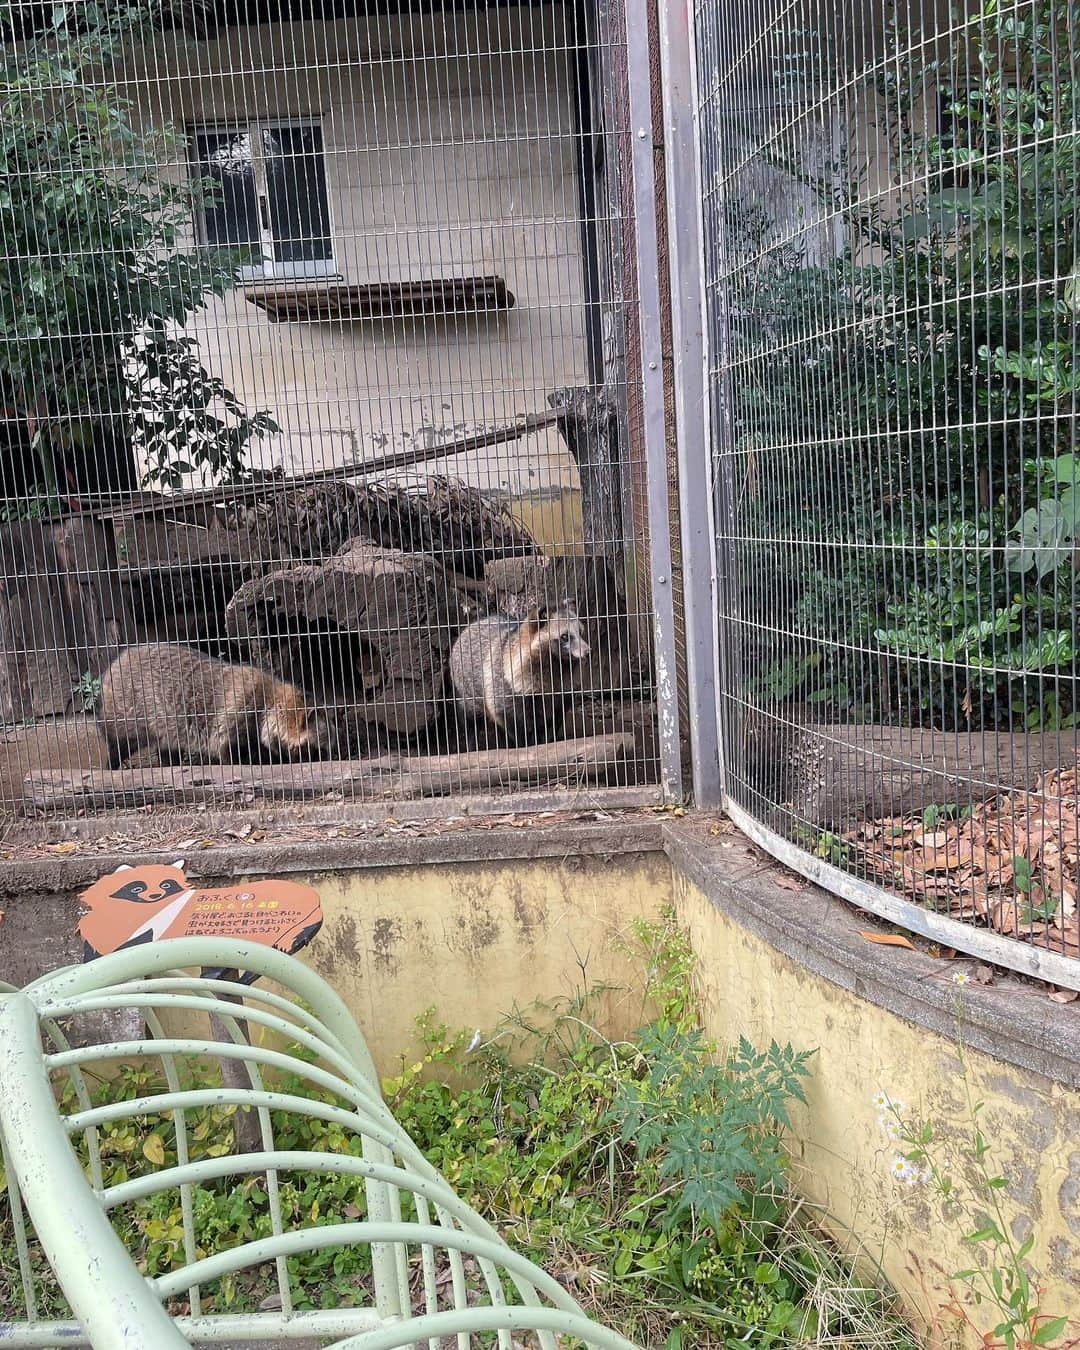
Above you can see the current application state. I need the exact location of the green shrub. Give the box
[727,0,1078,731]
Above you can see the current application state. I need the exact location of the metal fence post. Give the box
[623,0,683,801]
[656,0,723,807]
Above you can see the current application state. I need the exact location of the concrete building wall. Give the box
[667,826,1080,1346]
[123,6,589,501]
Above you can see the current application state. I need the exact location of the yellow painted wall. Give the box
[283,852,673,1071]
[673,871,1080,1342]
[509,487,584,558]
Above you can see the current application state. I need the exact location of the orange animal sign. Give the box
[78,862,323,969]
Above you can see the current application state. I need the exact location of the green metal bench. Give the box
[0,938,638,1349]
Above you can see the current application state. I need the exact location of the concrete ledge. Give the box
[4,801,1075,1092]
[664,819,1080,1090]
[0,815,665,897]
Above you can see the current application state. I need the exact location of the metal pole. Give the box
[656,0,723,806]
[623,0,683,801]
[0,994,189,1350]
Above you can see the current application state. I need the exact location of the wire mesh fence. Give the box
[696,0,1080,983]
[0,0,664,819]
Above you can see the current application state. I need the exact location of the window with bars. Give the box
[191,119,335,280]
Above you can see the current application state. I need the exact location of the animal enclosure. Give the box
[694,0,1080,984]
[0,0,667,815]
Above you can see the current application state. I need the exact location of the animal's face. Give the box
[80,864,189,911]
[534,602,591,662]
[261,685,327,758]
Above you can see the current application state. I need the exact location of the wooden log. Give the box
[23,733,636,812]
[767,722,1079,829]
[226,543,460,752]
[549,387,621,564]
[0,716,112,816]
[113,503,251,647]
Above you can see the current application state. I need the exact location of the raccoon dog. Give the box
[448,602,591,746]
[99,643,325,767]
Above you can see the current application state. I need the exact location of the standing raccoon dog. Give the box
[99,644,325,767]
[449,603,591,746]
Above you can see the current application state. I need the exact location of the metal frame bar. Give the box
[656,0,722,807]
[0,938,640,1348]
[623,0,683,801]
[726,801,1080,992]
[0,994,190,1350]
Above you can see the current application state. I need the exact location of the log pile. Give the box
[232,477,537,581]
[225,542,462,755]
[4,462,657,811]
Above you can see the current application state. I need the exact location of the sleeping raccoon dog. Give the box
[448,601,591,747]
[98,643,327,768]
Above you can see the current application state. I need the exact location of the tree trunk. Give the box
[549,387,621,564]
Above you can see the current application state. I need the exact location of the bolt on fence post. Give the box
[623,0,683,802]
[656,0,723,807]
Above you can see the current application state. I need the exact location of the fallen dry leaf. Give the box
[858,931,916,950]
[774,872,806,892]
[852,766,1079,963]
[1048,989,1079,1004]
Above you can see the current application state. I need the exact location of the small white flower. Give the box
[889,1155,915,1183]
[903,1161,931,1186]
[874,1091,903,1116]
[952,970,970,986]
[878,1113,902,1141]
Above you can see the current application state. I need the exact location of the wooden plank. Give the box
[24,733,636,812]
[92,408,563,521]
[244,274,515,323]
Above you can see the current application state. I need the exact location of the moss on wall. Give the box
[293,850,673,1069]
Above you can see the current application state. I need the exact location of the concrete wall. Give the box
[0,823,672,1070]
[667,825,1080,1343]
[122,6,589,499]
[5,814,1077,1341]
[302,848,673,1067]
